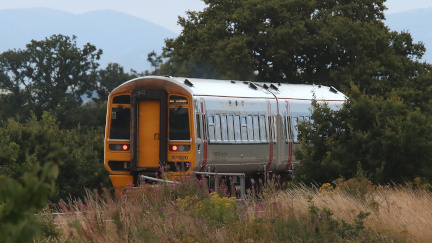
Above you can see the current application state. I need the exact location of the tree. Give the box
[295,85,432,185]
[95,62,137,102]
[147,50,163,72]
[158,0,426,95]
[0,34,102,125]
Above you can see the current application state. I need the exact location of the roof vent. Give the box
[231,80,236,84]
[243,81,249,84]
[184,79,194,87]
[329,86,338,93]
[270,83,279,91]
[249,82,258,90]
[263,84,269,89]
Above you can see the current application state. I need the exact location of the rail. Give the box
[139,175,181,184]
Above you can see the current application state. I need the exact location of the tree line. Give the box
[1,1,432,238]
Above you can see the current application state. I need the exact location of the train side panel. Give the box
[193,96,280,174]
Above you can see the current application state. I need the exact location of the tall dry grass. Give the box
[271,183,432,242]
[42,176,432,242]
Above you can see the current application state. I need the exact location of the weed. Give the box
[406,177,431,190]
[333,177,375,202]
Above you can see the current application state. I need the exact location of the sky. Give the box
[1,0,432,34]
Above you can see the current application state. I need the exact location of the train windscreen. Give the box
[110,107,130,139]
[169,107,190,140]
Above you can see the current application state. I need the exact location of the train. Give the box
[104,76,346,190]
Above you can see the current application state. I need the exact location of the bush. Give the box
[0,147,63,243]
[0,112,109,202]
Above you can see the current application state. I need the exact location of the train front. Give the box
[103,76,196,190]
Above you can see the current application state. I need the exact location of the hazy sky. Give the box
[0,0,431,33]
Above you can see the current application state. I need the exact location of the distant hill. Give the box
[385,8,432,63]
[0,8,177,72]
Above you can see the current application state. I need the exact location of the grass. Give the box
[271,182,432,242]
[36,176,432,242]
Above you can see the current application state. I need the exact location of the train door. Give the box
[138,100,160,168]
[130,89,167,177]
[195,98,207,171]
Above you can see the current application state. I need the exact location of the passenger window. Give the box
[241,117,248,141]
[208,116,215,141]
[247,115,253,142]
[286,115,294,142]
[282,115,286,138]
[259,115,267,142]
[268,116,276,142]
[253,116,260,141]
[227,115,235,142]
[214,115,222,141]
[221,115,228,141]
[293,117,299,143]
[234,116,241,141]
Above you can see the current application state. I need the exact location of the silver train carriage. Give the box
[104,76,346,189]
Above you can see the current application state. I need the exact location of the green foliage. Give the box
[94,62,138,102]
[0,35,138,129]
[180,192,238,225]
[61,100,108,129]
[0,34,102,127]
[158,0,426,95]
[337,211,371,239]
[35,208,62,242]
[0,146,64,243]
[55,125,108,201]
[0,112,109,201]
[296,84,432,185]
[147,51,163,71]
[240,195,383,242]
[0,113,63,178]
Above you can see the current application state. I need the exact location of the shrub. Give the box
[0,146,63,243]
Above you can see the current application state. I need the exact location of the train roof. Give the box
[169,77,346,101]
[115,76,347,101]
